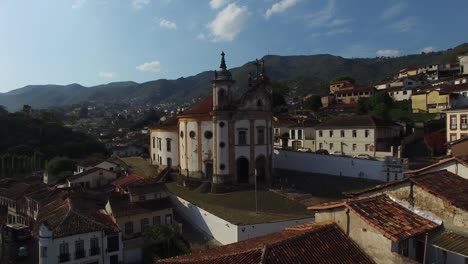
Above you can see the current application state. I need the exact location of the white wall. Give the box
[273,149,396,181]
[169,194,314,245]
[150,130,179,168]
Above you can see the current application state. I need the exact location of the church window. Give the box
[219,122,225,128]
[166,139,171,152]
[257,128,265,144]
[204,131,213,139]
[180,131,184,138]
[189,131,196,139]
[219,142,225,148]
[257,99,263,108]
[238,131,247,145]
[220,164,226,170]
[218,89,225,103]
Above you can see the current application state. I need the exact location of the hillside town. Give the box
[0,51,467,264]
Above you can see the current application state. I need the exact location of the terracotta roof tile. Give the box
[111,175,144,188]
[181,96,213,116]
[346,195,440,242]
[157,222,374,264]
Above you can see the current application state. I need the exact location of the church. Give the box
[150,52,273,190]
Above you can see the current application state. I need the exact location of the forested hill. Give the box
[1,43,467,111]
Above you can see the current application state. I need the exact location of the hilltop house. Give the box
[66,167,118,189]
[445,106,468,143]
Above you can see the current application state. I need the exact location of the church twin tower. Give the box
[150,52,273,191]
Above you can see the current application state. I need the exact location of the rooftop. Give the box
[165,182,312,225]
[315,115,399,129]
[109,194,172,218]
[67,167,115,181]
[157,222,374,264]
[120,156,159,178]
[127,180,168,196]
[180,95,213,116]
[111,174,144,189]
[309,195,440,242]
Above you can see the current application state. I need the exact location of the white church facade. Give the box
[150,52,273,190]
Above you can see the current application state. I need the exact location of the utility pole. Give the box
[255,169,258,214]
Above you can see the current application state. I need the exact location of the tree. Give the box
[303,95,322,111]
[45,157,76,178]
[331,76,355,84]
[355,91,393,120]
[143,224,188,259]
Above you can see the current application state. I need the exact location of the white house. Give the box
[444,106,468,143]
[36,192,123,264]
[458,53,468,75]
[315,115,401,158]
[75,160,121,175]
[387,87,414,101]
[150,116,179,170]
[67,168,118,189]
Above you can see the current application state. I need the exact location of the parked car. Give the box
[354,154,373,159]
[315,149,329,155]
[331,151,345,156]
[297,148,312,153]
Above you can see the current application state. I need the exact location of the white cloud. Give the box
[381,1,407,20]
[196,33,206,40]
[136,61,161,73]
[264,0,298,19]
[376,49,400,57]
[305,0,352,28]
[329,18,353,27]
[98,72,115,78]
[72,0,86,9]
[389,16,417,32]
[131,0,151,9]
[421,46,435,53]
[207,3,248,42]
[210,0,229,9]
[159,19,177,30]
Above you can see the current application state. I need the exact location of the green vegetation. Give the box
[46,157,76,177]
[0,107,107,160]
[166,182,312,224]
[0,152,45,177]
[356,91,393,120]
[331,76,355,84]
[121,156,159,178]
[143,224,189,261]
[303,95,322,111]
[271,81,289,112]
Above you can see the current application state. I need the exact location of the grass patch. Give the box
[389,109,436,123]
[166,182,313,225]
[121,156,159,178]
[276,169,382,199]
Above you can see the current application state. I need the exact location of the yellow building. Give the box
[445,106,468,143]
[411,89,452,113]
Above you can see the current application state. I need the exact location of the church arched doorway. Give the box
[236,157,249,183]
[205,162,213,180]
[255,155,266,182]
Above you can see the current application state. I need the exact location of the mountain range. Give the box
[1,43,467,111]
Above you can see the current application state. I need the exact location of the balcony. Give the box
[75,250,85,259]
[90,247,100,256]
[59,253,70,263]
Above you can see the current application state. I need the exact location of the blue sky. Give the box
[0,0,467,92]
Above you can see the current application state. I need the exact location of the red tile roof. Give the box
[111,175,144,188]
[156,222,374,264]
[181,96,213,116]
[344,170,468,211]
[346,195,440,242]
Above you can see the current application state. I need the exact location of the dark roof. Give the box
[77,158,106,167]
[344,170,468,211]
[127,181,168,196]
[109,194,172,218]
[334,86,376,95]
[157,222,374,264]
[35,190,120,238]
[430,229,468,257]
[315,115,399,129]
[181,96,213,116]
[0,179,47,200]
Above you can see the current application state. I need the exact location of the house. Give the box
[149,53,274,190]
[107,189,174,264]
[334,87,376,104]
[314,115,401,158]
[66,167,118,189]
[36,191,123,264]
[284,120,318,151]
[404,155,468,179]
[111,174,144,193]
[340,170,468,264]
[386,87,414,101]
[411,88,463,113]
[418,63,460,81]
[310,194,441,264]
[329,79,354,94]
[273,116,296,148]
[150,116,179,170]
[449,137,468,157]
[75,159,121,175]
[111,144,145,158]
[157,221,374,264]
[395,66,419,79]
[0,178,47,226]
[445,106,468,143]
